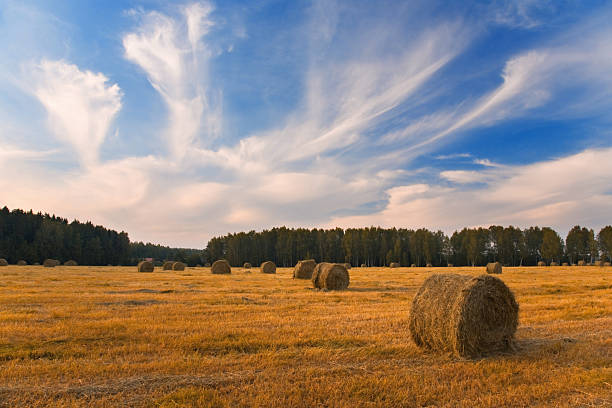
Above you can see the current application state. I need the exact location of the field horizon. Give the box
[1,265,610,407]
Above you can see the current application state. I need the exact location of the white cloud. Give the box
[30,59,122,167]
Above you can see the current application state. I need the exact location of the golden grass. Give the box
[0,265,610,407]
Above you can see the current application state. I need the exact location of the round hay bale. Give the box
[17,260,27,266]
[537,261,546,267]
[211,259,231,274]
[162,261,174,270]
[593,260,602,267]
[172,261,186,271]
[260,261,276,274]
[360,264,367,268]
[604,262,611,267]
[137,261,154,272]
[344,263,352,270]
[562,262,569,266]
[411,264,416,267]
[390,262,400,268]
[426,263,433,268]
[550,261,559,266]
[43,259,58,268]
[243,262,252,269]
[204,263,211,267]
[64,260,78,266]
[577,260,586,266]
[0,258,8,266]
[408,273,519,357]
[312,263,349,290]
[447,263,454,267]
[294,259,316,279]
[486,262,502,274]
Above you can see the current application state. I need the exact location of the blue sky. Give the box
[1,0,611,247]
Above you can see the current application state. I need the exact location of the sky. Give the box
[1,0,611,248]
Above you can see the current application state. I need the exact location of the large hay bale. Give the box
[43,259,58,268]
[243,262,252,269]
[0,258,7,266]
[550,261,559,266]
[537,261,546,267]
[486,262,502,274]
[17,260,27,266]
[344,263,352,270]
[312,263,350,290]
[211,259,231,274]
[408,274,519,357]
[172,261,186,271]
[64,260,78,266]
[137,261,154,272]
[162,261,174,270]
[426,263,433,267]
[293,259,316,279]
[577,260,586,266]
[390,262,400,268]
[260,261,276,274]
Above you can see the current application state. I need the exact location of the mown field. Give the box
[0,265,610,407]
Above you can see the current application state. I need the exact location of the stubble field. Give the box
[0,265,610,407]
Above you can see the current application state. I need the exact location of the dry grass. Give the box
[0,265,610,407]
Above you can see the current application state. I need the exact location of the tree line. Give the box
[2,206,612,267]
[205,225,612,267]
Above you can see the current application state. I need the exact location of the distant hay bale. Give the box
[562,262,569,266]
[243,262,252,269]
[260,261,276,274]
[172,261,186,271]
[577,260,586,266]
[411,264,416,267]
[204,263,211,267]
[17,260,27,266]
[344,263,352,270]
[537,261,546,267]
[593,261,602,267]
[390,262,400,268]
[604,262,611,267]
[550,262,559,266]
[64,260,78,266]
[43,259,58,268]
[0,258,7,266]
[211,259,231,274]
[34,262,40,265]
[426,263,433,267]
[137,261,154,272]
[294,259,316,279]
[360,264,367,268]
[312,263,350,290]
[486,262,502,274]
[162,261,174,270]
[408,273,519,357]
[447,263,454,267]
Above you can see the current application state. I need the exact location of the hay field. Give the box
[0,265,610,407]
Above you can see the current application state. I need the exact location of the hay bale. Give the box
[604,262,611,267]
[426,263,433,267]
[211,259,231,274]
[361,264,367,268]
[447,263,454,267]
[17,260,27,266]
[293,259,316,279]
[0,258,7,266]
[408,273,519,357]
[593,261,602,267]
[64,260,78,266]
[204,263,211,267]
[562,262,569,266]
[243,262,252,269]
[550,262,559,266]
[411,264,416,267]
[486,262,502,274]
[312,263,350,290]
[172,261,186,271]
[577,260,586,266]
[537,261,546,267]
[344,263,352,270]
[390,262,400,268]
[43,259,58,268]
[137,261,154,272]
[162,261,174,270]
[261,261,276,274]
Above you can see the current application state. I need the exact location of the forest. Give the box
[1,206,611,267]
